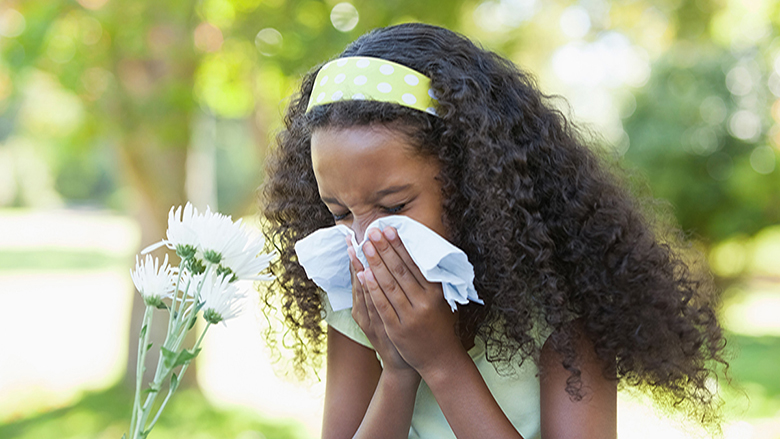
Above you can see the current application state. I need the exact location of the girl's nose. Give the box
[351,222,366,243]
[350,216,374,242]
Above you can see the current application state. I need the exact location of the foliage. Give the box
[623,42,780,242]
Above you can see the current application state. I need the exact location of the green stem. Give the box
[145,322,211,432]
[130,306,154,439]
[132,264,212,438]
[167,265,185,334]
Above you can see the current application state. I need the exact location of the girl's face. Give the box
[311,125,446,241]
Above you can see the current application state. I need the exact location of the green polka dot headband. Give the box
[306,56,439,116]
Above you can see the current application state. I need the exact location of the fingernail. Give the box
[383,227,396,241]
[356,271,366,286]
[369,228,382,242]
[363,241,375,257]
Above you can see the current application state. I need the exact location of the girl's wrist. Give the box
[416,346,473,390]
[382,366,422,388]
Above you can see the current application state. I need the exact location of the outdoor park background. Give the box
[0,0,778,438]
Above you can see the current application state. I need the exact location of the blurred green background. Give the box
[0,0,778,438]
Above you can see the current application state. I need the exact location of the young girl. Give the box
[261,23,727,439]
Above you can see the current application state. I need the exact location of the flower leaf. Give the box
[146,342,153,352]
[142,383,159,395]
[170,373,180,392]
[161,346,202,369]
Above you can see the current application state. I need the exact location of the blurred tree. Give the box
[0,0,196,386]
[622,0,780,242]
[0,0,474,388]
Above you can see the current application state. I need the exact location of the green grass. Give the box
[721,332,780,419]
[0,385,309,439]
[727,333,780,397]
[0,250,130,271]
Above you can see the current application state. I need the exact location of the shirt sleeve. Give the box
[321,293,374,349]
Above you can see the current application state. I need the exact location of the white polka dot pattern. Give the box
[306,56,439,116]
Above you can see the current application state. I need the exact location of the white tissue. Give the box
[294,215,483,312]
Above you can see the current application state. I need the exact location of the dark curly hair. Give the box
[260,23,728,429]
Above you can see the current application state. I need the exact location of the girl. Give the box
[261,23,727,438]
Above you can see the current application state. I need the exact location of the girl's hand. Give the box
[361,226,462,377]
[347,238,417,376]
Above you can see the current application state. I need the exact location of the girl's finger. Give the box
[348,239,368,325]
[363,239,415,317]
[364,228,427,307]
[346,236,365,272]
[380,226,427,287]
[361,270,382,325]
[363,267,402,327]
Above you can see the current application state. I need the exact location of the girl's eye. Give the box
[332,212,350,221]
[383,204,406,214]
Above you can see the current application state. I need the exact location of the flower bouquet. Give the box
[124,203,275,439]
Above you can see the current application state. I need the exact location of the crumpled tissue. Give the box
[294,215,483,312]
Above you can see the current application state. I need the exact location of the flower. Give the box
[220,228,276,281]
[190,206,248,265]
[197,270,246,325]
[130,254,177,307]
[141,203,200,257]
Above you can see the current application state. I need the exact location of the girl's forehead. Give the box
[310,126,439,194]
[310,125,422,165]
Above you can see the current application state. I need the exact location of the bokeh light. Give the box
[749,145,776,174]
[194,22,224,53]
[559,6,590,40]
[255,27,283,56]
[77,0,110,10]
[0,8,25,38]
[330,2,359,32]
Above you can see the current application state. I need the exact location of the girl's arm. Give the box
[321,326,381,439]
[362,226,617,438]
[321,240,422,439]
[539,323,617,438]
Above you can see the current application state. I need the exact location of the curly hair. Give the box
[260,23,728,428]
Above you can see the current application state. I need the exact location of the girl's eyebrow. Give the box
[370,184,412,202]
[321,184,412,206]
[321,196,343,206]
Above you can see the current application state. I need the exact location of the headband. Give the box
[306,56,439,116]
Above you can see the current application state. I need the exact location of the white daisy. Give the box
[130,254,177,306]
[197,270,247,325]
[190,207,249,265]
[141,203,200,257]
[220,228,276,281]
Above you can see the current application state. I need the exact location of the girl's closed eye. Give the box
[383,203,406,214]
[333,211,350,221]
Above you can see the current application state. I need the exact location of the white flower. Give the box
[131,254,177,306]
[197,270,246,325]
[220,228,276,281]
[190,207,250,265]
[142,203,200,257]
